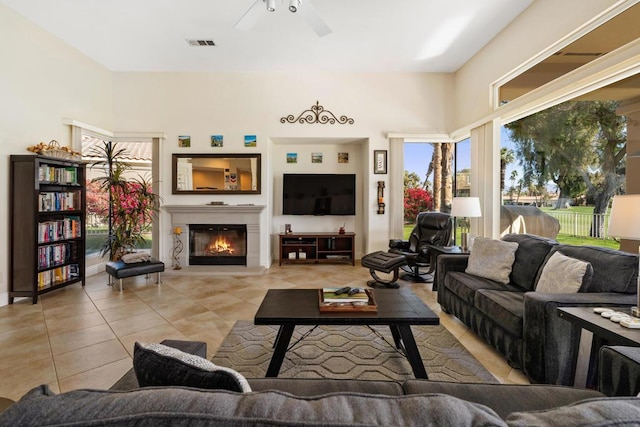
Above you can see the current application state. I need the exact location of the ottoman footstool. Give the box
[361,251,407,289]
[105,259,165,292]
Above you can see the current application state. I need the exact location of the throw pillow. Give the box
[465,237,519,284]
[133,342,251,392]
[121,252,151,263]
[535,251,593,293]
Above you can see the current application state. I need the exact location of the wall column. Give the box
[470,120,501,239]
[616,98,640,253]
[389,138,404,241]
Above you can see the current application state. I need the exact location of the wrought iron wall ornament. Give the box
[281,101,354,125]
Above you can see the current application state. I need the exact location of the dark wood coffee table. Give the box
[254,288,439,379]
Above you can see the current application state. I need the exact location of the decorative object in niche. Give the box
[287,153,297,163]
[377,181,385,214]
[374,150,387,174]
[172,153,261,194]
[280,101,354,125]
[312,153,323,163]
[338,152,349,163]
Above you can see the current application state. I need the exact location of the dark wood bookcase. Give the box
[279,232,355,266]
[9,155,86,304]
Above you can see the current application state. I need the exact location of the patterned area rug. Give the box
[211,321,497,383]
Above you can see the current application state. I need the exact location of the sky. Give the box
[403,128,523,191]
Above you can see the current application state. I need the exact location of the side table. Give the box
[558,306,639,388]
[427,245,469,291]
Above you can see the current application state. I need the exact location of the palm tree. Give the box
[440,143,453,210]
[509,170,518,202]
[430,143,442,211]
[500,148,515,194]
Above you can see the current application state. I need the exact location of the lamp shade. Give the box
[608,195,640,240]
[451,197,482,218]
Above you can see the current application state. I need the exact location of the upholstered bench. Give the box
[361,251,407,289]
[105,259,165,292]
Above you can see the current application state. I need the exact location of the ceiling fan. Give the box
[234,0,332,37]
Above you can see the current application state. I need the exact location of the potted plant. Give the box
[89,142,160,261]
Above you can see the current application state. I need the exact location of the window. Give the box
[82,136,154,259]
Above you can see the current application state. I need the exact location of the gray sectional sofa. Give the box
[4,339,640,425]
[436,233,640,386]
[0,379,619,426]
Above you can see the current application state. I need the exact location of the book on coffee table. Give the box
[319,288,377,312]
[322,287,369,303]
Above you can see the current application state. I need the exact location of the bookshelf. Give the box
[279,232,355,266]
[9,155,86,304]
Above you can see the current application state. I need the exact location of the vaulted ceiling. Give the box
[0,0,532,72]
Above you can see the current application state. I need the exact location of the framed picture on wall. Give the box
[244,135,257,147]
[374,150,387,174]
[211,135,223,147]
[178,135,191,147]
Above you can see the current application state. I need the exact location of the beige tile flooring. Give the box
[0,263,528,401]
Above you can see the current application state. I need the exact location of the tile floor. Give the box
[0,263,529,401]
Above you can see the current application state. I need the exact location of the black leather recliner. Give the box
[389,212,453,282]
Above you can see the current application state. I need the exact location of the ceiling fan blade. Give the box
[299,0,332,37]
[234,0,265,31]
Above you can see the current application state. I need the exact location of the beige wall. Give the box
[111,72,455,263]
[0,4,113,300]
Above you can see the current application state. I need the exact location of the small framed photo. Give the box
[312,152,323,163]
[244,135,257,147]
[178,135,191,147]
[338,152,349,163]
[374,150,387,174]
[287,153,297,163]
[211,135,223,147]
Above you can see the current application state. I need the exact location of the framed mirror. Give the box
[172,153,261,194]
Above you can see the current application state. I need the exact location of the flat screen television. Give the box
[283,174,356,215]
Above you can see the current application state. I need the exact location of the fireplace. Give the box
[189,224,247,265]
[164,204,265,269]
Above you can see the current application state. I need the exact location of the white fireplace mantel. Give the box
[163,204,266,268]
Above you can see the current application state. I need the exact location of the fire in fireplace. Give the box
[189,224,247,265]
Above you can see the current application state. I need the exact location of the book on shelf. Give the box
[322,287,369,304]
[38,165,79,185]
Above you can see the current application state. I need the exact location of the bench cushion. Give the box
[105,259,164,279]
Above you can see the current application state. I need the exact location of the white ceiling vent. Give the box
[187,39,216,47]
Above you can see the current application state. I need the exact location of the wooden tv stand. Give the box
[279,232,355,266]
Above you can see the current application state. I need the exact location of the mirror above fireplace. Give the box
[172,153,261,194]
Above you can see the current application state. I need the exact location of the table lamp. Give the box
[608,194,640,317]
[451,197,482,251]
